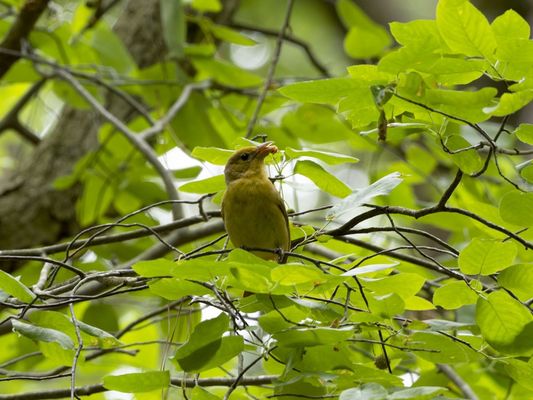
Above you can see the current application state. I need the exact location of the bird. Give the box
[221,142,290,262]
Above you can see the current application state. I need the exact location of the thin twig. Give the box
[245,0,295,138]
[55,68,184,220]
[229,22,330,77]
[438,364,479,400]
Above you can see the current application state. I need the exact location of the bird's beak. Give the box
[255,142,278,158]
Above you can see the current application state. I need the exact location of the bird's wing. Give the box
[220,191,225,221]
[273,188,290,247]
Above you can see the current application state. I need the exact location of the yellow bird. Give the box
[221,142,290,261]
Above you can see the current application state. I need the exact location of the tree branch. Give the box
[0,0,50,78]
[438,364,479,400]
[0,375,278,400]
[245,0,295,138]
[229,22,330,77]
[0,77,46,143]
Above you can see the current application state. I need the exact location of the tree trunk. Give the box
[0,0,165,253]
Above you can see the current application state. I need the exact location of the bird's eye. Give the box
[240,153,250,161]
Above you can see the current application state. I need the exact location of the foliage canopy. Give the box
[1,0,533,399]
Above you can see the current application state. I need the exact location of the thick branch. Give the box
[0,0,50,78]
[0,375,278,400]
[0,211,222,257]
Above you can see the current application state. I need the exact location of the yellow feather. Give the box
[221,144,289,261]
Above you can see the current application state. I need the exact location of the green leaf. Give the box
[389,19,444,50]
[339,383,387,400]
[424,319,477,332]
[494,42,533,81]
[192,58,262,88]
[103,371,170,393]
[184,43,216,56]
[294,160,351,198]
[160,0,185,58]
[346,64,394,83]
[191,0,221,12]
[368,293,405,318]
[344,26,391,59]
[514,124,533,145]
[498,264,533,302]
[336,0,373,29]
[190,387,222,400]
[175,335,243,372]
[499,191,533,226]
[271,264,329,286]
[70,3,92,34]
[362,273,425,300]
[173,166,202,179]
[338,91,381,128]
[279,78,363,105]
[476,290,533,354]
[39,341,75,366]
[491,10,532,80]
[285,148,359,165]
[273,327,353,347]
[520,163,533,184]
[379,48,484,84]
[388,386,447,399]
[484,90,533,116]
[51,80,100,110]
[77,174,114,226]
[282,104,353,143]
[444,135,483,175]
[408,331,476,363]
[210,24,256,46]
[227,250,287,294]
[259,306,306,333]
[505,359,533,391]
[425,87,497,123]
[458,238,517,275]
[191,147,234,165]
[76,320,121,348]
[176,313,228,352]
[433,281,478,309]
[132,259,178,277]
[90,25,135,74]
[327,172,402,220]
[149,278,211,299]
[492,9,530,41]
[436,0,496,59]
[0,270,35,303]
[53,174,78,190]
[170,91,226,148]
[172,258,231,281]
[337,0,391,58]
[404,296,435,311]
[341,263,398,277]
[82,303,119,333]
[27,311,114,348]
[179,174,225,194]
[174,314,243,372]
[350,364,403,386]
[12,320,75,350]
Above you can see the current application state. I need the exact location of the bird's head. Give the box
[224,142,278,184]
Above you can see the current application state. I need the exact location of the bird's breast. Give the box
[222,178,289,256]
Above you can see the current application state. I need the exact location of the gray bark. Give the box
[0,0,165,252]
